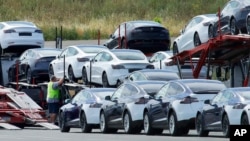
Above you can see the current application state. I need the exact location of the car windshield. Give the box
[184,81,226,94]
[237,90,250,100]
[6,21,35,26]
[79,46,107,53]
[139,83,165,96]
[95,91,114,100]
[38,50,61,56]
[114,51,146,60]
[132,21,161,27]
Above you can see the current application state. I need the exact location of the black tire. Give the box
[102,72,110,87]
[222,114,230,138]
[241,114,249,125]
[247,16,250,35]
[80,112,92,133]
[100,111,109,133]
[68,66,77,83]
[196,114,209,137]
[116,80,122,88]
[121,39,126,49]
[143,112,155,135]
[208,25,214,39]
[48,65,54,78]
[230,19,239,35]
[173,43,179,55]
[194,32,201,47]
[168,112,181,136]
[123,112,135,134]
[8,69,15,82]
[26,67,33,84]
[59,112,70,132]
[82,68,89,85]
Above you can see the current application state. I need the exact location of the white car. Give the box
[172,14,217,55]
[49,44,108,82]
[196,87,250,137]
[0,21,44,54]
[82,49,154,87]
[149,51,208,79]
[143,79,227,136]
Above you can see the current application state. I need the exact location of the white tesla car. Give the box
[149,51,208,79]
[0,21,44,54]
[172,14,217,55]
[82,49,154,87]
[49,44,108,82]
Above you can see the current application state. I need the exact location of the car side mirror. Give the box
[105,95,111,100]
[64,99,71,104]
[204,99,210,105]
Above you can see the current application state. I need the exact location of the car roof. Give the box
[83,88,116,93]
[1,21,36,27]
[110,49,142,53]
[69,44,107,48]
[124,20,163,27]
[27,48,61,56]
[169,79,222,84]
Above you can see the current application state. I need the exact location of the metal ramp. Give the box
[36,122,59,130]
[0,123,21,130]
[169,34,250,87]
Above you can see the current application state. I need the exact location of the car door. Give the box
[90,52,104,84]
[148,83,171,128]
[52,48,68,78]
[17,50,29,77]
[91,52,113,85]
[149,52,165,69]
[178,18,195,51]
[219,1,237,34]
[203,91,224,129]
[105,84,126,128]
[64,91,87,126]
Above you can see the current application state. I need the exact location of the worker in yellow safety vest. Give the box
[47,75,64,124]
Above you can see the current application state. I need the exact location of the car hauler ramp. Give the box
[169,34,250,86]
[0,85,59,130]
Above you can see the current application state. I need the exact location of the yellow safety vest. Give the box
[47,81,60,100]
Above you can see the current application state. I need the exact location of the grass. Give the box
[0,0,228,41]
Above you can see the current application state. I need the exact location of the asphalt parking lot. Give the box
[0,128,228,141]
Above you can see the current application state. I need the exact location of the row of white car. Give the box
[48,44,209,87]
[58,77,250,138]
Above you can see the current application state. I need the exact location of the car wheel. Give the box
[80,112,92,133]
[116,80,122,88]
[208,25,214,39]
[194,32,201,47]
[173,43,179,55]
[222,114,230,138]
[196,114,209,137]
[121,39,126,49]
[247,16,250,35]
[102,72,110,87]
[168,112,180,136]
[26,67,33,84]
[241,114,249,125]
[68,66,77,83]
[8,69,15,82]
[100,111,110,133]
[123,112,135,134]
[143,112,155,135]
[230,19,239,35]
[82,68,89,85]
[49,65,54,78]
[59,112,70,132]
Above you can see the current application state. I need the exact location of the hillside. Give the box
[0,0,228,40]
